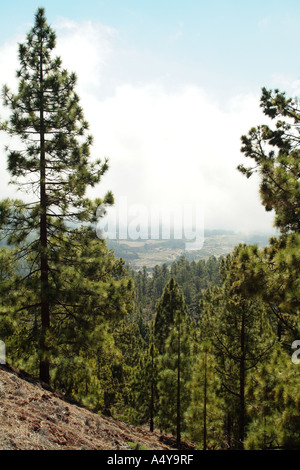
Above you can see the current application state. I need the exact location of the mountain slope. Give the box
[0,363,179,451]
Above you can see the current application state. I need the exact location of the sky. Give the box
[1,0,300,236]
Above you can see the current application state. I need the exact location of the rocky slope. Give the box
[0,363,187,451]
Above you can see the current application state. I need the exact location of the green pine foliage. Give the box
[130,255,222,324]
[154,278,192,445]
[199,253,276,449]
[245,345,300,449]
[0,11,299,450]
[185,343,224,450]
[238,87,300,234]
[127,340,158,429]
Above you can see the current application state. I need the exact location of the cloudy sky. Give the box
[1,0,300,235]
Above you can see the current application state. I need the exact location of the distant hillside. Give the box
[106,230,273,270]
[0,363,192,451]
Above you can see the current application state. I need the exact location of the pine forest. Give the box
[0,8,299,451]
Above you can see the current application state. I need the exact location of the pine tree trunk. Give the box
[277,318,282,341]
[238,305,245,449]
[226,413,232,449]
[150,345,154,432]
[176,316,181,447]
[39,45,50,385]
[203,350,207,450]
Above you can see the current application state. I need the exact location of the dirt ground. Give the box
[0,363,192,451]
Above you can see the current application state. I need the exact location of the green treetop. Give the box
[238,87,300,234]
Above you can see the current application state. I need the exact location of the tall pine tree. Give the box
[154,278,191,446]
[0,8,114,383]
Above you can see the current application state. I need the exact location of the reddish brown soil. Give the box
[0,363,194,451]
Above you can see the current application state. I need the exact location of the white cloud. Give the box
[85,83,275,233]
[0,37,22,199]
[0,18,276,234]
[54,18,117,94]
[0,38,19,86]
